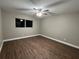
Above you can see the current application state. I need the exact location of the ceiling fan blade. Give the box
[43,13,47,15]
[43,9,49,12]
[45,0,69,8]
[47,12,56,15]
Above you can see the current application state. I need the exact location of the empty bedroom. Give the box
[0,0,79,59]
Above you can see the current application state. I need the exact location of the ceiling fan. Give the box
[29,8,52,17]
[17,7,54,17]
[16,0,69,17]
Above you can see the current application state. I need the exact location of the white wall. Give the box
[2,11,39,39]
[2,10,79,47]
[0,8,2,47]
[40,14,79,46]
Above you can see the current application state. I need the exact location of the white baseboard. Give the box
[0,48,1,52]
[3,34,40,42]
[0,34,40,51]
[40,34,79,49]
[0,34,79,52]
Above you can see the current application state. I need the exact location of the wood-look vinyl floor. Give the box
[0,36,79,59]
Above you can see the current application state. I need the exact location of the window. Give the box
[15,18,33,28]
[26,20,33,27]
[15,18,25,27]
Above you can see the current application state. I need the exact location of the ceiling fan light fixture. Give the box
[36,12,43,17]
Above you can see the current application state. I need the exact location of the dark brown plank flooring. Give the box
[0,36,79,59]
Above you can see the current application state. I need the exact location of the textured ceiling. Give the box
[0,0,79,16]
